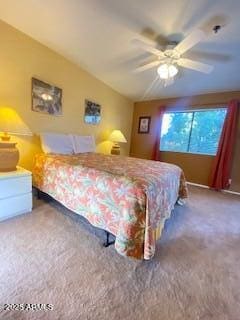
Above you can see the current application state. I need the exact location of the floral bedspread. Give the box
[33,153,188,260]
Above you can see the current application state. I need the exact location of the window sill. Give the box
[159,150,216,157]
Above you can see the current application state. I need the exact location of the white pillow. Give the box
[40,132,74,154]
[71,135,96,153]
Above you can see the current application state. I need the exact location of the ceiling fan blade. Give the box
[178,58,214,74]
[134,60,161,73]
[174,29,206,54]
[132,39,165,58]
[185,50,231,62]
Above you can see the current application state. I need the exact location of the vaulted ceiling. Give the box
[0,0,240,100]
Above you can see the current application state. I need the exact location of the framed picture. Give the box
[84,99,101,124]
[138,116,151,134]
[32,78,62,116]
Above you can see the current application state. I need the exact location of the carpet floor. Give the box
[0,186,240,320]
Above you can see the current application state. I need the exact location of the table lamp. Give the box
[109,130,127,155]
[0,107,32,172]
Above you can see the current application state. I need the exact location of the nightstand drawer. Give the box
[0,176,32,199]
[0,193,32,221]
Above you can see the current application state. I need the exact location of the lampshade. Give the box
[0,107,32,137]
[109,130,127,143]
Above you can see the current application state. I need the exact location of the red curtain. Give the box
[209,99,239,190]
[151,106,165,161]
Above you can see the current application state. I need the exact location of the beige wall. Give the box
[130,91,240,193]
[0,20,133,170]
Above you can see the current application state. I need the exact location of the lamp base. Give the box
[111,143,120,155]
[1,133,11,141]
[0,142,19,172]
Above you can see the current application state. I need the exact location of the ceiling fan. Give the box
[132,29,214,86]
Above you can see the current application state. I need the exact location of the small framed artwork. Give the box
[32,78,62,115]
[138,116,151,134]
[84,99,101,124]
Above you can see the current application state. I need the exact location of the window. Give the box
[160,108,227,155]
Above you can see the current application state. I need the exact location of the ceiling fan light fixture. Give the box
[157,64,178,79]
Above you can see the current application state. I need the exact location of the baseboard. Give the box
[187,181,240,196]
[187,182,209,189]
[221,189,240,196]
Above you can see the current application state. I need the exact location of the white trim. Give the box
[160,149,216,157]
[222,189,240,196]
[187,181,240,196]
[164,106,227,113]
[187,181,209,189]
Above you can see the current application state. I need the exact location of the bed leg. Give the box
[36,188,41,200]
[103,231,115,247]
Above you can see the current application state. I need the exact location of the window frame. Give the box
[160,107,227,156]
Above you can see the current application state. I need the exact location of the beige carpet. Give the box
[0,186,240,320]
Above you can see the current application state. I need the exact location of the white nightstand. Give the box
[0,167,32,222]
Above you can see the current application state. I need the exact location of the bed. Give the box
[33,152,188,260]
